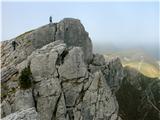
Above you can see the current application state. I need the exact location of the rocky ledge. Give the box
[1,18,160,120]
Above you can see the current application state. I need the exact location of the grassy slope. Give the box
[122,61,160,78]
[104,54,160,78]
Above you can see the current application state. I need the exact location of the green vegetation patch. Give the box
[19,66,32,89]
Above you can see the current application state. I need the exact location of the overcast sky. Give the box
[2,1,159,58]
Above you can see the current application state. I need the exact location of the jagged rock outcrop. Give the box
[104,57,124,92]
[1,18,159,120]
[58,47,87,80]
[1,18,92,68]
[1,38,121,120]
[89,54,124,92]
[29,40,120,120]
[55,18,93,63]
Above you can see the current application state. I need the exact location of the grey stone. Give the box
[62,81,84,107]
[1,100,11,118]
[103,57,124,92]
[58,47,88,80]
[1,18,92,68]
[14,88,35,111]
[92,53,105,66]
[1,107,39,120]
[1,65,18,83]
[34,78,63,120]
[80,71,119,120]
[64,70,121,120]
[53,93,67,120]
[30,40,66,80]
[55,18,93,63]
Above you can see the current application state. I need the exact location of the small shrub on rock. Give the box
[19,66,32,89]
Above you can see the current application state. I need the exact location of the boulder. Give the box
[58,47,88,80]
[55,18,93,63]
[14,88,35,111]
[30,40,66,80]
[89,54,106,73]
[92,53,105,66]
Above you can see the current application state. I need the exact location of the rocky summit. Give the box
[1,18,160,120]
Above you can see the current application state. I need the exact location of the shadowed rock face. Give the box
[1,18,159,120]
[1,40,121,120]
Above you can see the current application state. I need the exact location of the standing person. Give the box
[12,41,17,50]
[49,16,52,23]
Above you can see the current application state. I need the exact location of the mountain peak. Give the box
[1,18,92,68]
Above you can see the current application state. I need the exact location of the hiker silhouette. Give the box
[12,41,17,50]
[49,16,52,23]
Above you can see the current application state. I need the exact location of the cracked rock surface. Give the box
[1,108,39,120]
[1,38,121,120]
[1,18,159,120]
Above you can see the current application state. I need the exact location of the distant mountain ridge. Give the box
[104,49,160,78]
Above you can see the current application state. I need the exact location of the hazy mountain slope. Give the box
[123,61,160,78]
[104,50,160,78]
[116,67,160,120]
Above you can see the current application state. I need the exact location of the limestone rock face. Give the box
[92,54,105,66]
[104,57,124,92]
[1,100,11,118]
[2,108,39,120]
[55,18,93,63]
[1,18,92,68]
[34,78,64,120]
[30,41,120,120]
[80,71,119,120]
[14,89,35,111]
[89,55,124,92]
[1,65,18,83]
[28,39,120,120]
[29,40,67,120]
[30,40,66,79]
[1,38,122,120]
[58,47,88,80]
